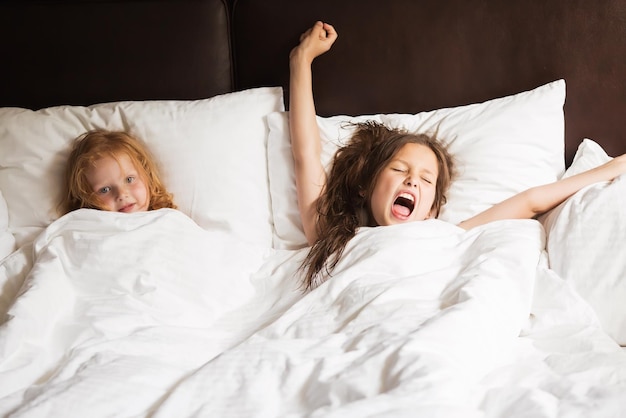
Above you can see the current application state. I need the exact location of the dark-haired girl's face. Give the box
[369,143,438,226]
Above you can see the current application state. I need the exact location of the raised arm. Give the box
[289,21,338,244]
[458,153,626,230]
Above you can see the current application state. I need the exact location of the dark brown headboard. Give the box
[2,0,625,165]
[232,0,626,165]
[0,0,233,109]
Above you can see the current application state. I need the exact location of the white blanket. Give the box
[1,209,625,417]
[0,209,269,417]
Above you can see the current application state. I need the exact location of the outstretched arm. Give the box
[289,21,338,244]
[458,154,626,230]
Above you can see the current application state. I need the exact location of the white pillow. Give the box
[560,137,612,178]
[0,87,284,249]
[541,139,626,345]
[268,80,566,249]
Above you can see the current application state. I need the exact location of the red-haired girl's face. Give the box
[85,153,150,213]
[369,143,438,226]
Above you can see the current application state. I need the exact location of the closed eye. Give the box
[422,177,433,184]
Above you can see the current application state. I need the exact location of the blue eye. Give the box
[126,176,135,184]
[98,186,111,194]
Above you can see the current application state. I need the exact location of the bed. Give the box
[1,0,626,416]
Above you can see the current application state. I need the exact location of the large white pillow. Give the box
[268,80,566,249]
[0,87,284,249]
[541,138,626,345]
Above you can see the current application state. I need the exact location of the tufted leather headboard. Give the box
[2,0,625,165]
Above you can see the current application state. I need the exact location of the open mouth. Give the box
[392,192,415,217]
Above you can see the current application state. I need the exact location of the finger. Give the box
[322,22,335,34]
[312,20,329,37]
[322,22,338,40]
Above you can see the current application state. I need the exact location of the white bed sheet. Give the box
[1,210,625,417]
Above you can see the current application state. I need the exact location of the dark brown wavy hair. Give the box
[60,129,176,214]
[300,121,455,290]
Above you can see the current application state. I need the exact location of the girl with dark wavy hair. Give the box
[290,21,626,290]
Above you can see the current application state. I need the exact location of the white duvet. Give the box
[1,209,625,417]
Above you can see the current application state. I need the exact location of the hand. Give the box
[567,152,626,189]
[290,21,338,66]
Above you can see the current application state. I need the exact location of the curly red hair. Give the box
[60,130,176,214]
